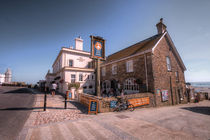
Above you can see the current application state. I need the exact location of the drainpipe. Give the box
[144,53,148,92]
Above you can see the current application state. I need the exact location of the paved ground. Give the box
[0,86,35,140]
[18,90,210,140]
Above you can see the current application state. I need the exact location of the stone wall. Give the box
[152,36,187,106]
[101,52,153,93]
[78,93,155,113]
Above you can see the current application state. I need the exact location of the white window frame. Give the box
[166,56,171,71]
[112,64,117,75]
[123,78,139,94]
[126,60,133,72]
[71,74,76,83]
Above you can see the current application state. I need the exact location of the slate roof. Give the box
[106,34,162,63]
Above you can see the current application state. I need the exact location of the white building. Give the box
[46,37,95,94]
[0,68,12,84]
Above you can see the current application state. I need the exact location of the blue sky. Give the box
[0,0,210,84]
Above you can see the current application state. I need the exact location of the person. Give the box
[51,82,57,96]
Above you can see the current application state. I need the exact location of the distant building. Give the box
[101,19,187,106]
[0,68,12,84]
[46,37,95,94]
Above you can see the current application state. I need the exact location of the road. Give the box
[0,86,35,140]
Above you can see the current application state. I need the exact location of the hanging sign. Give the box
[90,36,105,60]
[88,100,98,115]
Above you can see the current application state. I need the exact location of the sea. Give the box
[190,82,210,88]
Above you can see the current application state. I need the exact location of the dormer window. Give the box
[166,56,171,71]
[69,60,73,67]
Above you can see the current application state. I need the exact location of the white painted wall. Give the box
[63,52,92,68]
[50,37,95,94]
[0,74,5,84]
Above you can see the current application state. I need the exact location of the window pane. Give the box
[69,60,73,67]
[79,74,83,81]
[166,57,171,71]
[71,74,76,83]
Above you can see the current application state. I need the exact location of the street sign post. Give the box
[90,36,105,97]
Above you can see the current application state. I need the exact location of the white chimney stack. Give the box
[75,36,83,51]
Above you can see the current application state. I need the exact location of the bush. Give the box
[68,82,80,90]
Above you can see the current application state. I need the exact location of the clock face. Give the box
[95,42,102,50]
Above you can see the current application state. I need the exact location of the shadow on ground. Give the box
[68,100,88,114]
[0,107,78,111]
[182,106,210,116]
[4,88,35,94]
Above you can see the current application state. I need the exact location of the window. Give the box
[123,78,139,93]
[87,62,92,68]
[175,71,179,82]
[126,60,133,72]
[69,60,73,67]
[166,57,171,71]
[112,64,117,75]
[102,67,106,76]
[79,74,83,81]
[87,75,90,80]
[71,74,76,83]
[92,75,94,80]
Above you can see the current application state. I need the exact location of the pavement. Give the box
[0,86,35,140]
[17,90,210,140]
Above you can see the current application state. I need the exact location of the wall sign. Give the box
[161,90,169,102]
[128,97,150,107]
[110,100,117,108]
[66,90,72,100]
[90,36,105,60]
[68,91,72,99]
[157,89,161,96]
[88,100,98,114]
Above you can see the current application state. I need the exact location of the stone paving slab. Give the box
[18,94,210,140]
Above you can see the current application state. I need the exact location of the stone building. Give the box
[0,68,12,84]
[45,37,95,94]
[101,19,187,106]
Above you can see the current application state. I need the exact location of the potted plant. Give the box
[68,82,80,99]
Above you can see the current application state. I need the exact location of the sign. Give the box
[90,36,105,60]
[110,100,117,108]
[88,100,98,114]
[68,91,72,99]
[66,90,72,100]
[128,97,150,107]
[161,90,169,102]
[157,89,161,96]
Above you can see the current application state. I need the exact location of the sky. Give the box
[0,0,210,84]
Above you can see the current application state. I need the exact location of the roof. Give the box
[105,31,186,71]
[106,34,162,63]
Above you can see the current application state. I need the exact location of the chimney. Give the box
[75,36,83,51]
[156,18,167,34]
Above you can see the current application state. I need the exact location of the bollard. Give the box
[44,90,47,111]
[64,94,67,109]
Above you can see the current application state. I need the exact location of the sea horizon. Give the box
[189,82,210,88]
